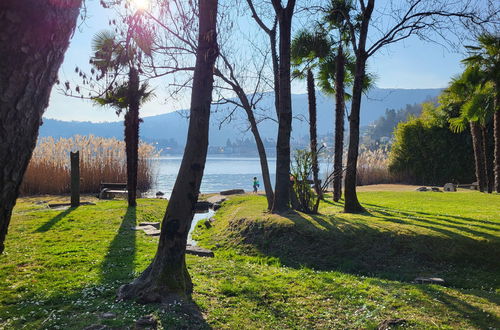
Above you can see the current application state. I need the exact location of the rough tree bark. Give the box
[470,121,486,192]
[307,69,322,199]
[117,0,218,303]
[343,0,374,213]
[333,44,345,202]
[494,83,500,192]
[482,124,493,193]
[271,0,296,213]
[125,67,140,206]
[0,0,82,254]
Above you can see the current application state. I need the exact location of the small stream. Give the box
[187,209,215,246]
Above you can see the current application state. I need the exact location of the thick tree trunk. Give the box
[125,67,140,207]
[494,83,500,193]
[344,0,373,213]
[270,29,280,119]
[307,70,322,199]
[333,45,345,202]
[0,0,82,254]
[271,2,296,213]
[470,121,486,192]
[482,124,493,193]
[117,0,218,303]
[344,54,367,213]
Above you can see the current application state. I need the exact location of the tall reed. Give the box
[20,135,158,195]
[356,146,407,185]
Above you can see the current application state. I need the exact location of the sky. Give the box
[44,0,467,123]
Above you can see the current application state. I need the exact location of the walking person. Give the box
[252,177,260,193]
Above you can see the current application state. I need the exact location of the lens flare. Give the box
[130,0,149,10]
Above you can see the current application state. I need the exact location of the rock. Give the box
[220,189,245,195]
[443,183,456,192]
[101,312,116,319]
[209,217,216,223]
[138,222,160,229]
[207,195,226,204]
[155,191,165,197]
[134,225,161,236]
[84,325,109,330]
[431,187,441,192]
[416,187,428,192]
[135,314,158,329]
[186,245,214,257]
[194,201,212,213]
[212,203,222,211]
[378,318,406,330]
[414,277,445,285]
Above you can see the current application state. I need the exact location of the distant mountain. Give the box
[40,87,442,146]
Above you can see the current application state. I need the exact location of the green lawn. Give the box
[0,191,498,329]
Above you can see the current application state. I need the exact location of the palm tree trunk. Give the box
[470,121,486,192]
[307,69,322,199]
[333,45,345,202]
[0,0,81,254]
[482,124,493,193]
[125,67,140,206]
[494,83,500,193]
[117,0,218,303]
[272,3,295,213]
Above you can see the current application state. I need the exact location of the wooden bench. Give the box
[98,182,127,199]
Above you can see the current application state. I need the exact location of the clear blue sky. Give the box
[44,0,465,123]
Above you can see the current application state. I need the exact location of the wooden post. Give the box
[70,151,80,207]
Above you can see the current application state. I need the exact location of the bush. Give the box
[389,118,475,186]
[20,135,158,195]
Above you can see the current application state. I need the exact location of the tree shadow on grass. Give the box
[233,205,499,290]
[100,206,137,284]
[34,207,76,233]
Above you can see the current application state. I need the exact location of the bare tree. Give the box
[331,0,499,213]
[0,0,82,254]
[117,0,219,302]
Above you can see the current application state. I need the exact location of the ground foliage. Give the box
[0,192,498,329]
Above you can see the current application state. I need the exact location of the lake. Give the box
[147,156,331,199]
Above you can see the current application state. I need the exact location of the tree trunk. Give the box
[344,54,367,213]
[0,0,82,254]
[270,28,280,119]
[307,69,322,199]
[343,0,373,213]
[117,0,218,303]
[125,67,140,206]
[482,124,493,193]
[236,90,274,209]
[470,121,486,192]
[494,83,500,193]
[271,2,296,213]
[333,45,345,202]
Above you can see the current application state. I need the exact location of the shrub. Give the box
[389,118,475,186]
[20,135,158,195]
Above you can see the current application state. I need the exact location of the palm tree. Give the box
[445,66,495,192]
[462,33,500,192]
[90,30,153,206]
[291,30,331,200]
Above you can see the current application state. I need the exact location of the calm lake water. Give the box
[148,156,277,198]
[148,156,331,199]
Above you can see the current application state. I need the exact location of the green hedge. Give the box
[389,118,475,185]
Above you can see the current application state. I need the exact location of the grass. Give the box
[0,191,498,329]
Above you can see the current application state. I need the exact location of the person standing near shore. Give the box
[252,177,260,193]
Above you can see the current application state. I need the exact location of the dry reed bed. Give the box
[20,135,158,196]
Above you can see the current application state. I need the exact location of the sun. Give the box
[130,0,149,11]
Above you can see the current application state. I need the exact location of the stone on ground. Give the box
[220,189,245,195]
[414,277,445,285]
[186,244,214,257]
